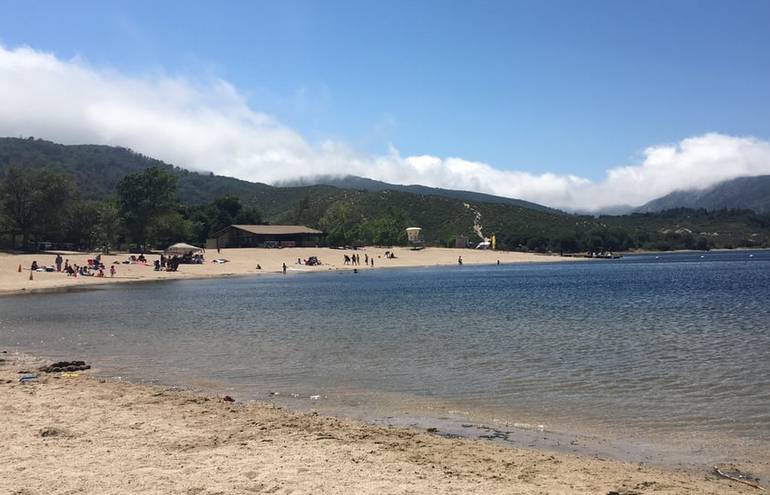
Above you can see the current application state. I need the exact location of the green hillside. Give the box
[2,137,770,252]
[278,174,560,213]
[0,137,275,205]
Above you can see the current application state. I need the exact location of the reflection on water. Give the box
[2,250,769,466]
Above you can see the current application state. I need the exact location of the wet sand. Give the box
[0,246,572,296]
[0,353,760,495]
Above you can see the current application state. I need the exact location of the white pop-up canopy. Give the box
[164,242,203,255]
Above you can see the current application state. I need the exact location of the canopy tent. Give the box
[164,242,203,255]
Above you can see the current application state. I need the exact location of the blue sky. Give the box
[1,1,770,209]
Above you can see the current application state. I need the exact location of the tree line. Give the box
[0,166,261,251]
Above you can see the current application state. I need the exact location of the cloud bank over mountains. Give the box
[2,45,770,212]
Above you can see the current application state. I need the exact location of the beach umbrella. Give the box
[164,242,203,255]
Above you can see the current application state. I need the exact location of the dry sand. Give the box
[0,353,759,495]
[0,246,572,296]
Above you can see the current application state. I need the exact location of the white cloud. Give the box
[2,45,770,211]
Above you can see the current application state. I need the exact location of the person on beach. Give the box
[30,260,38,271]
[55,254,63,272]
[110,265,116,277]
[282,262,287,274]
[370,258,374,267]
[458,256,463,265]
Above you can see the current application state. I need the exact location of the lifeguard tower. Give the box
[406,227,424,250]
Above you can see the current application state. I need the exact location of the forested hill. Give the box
[2,137,770,252]
[278,175,559,213]
[637,175,770,214]
[0,137,275,205]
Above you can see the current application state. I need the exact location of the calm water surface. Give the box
[2,250,769,467]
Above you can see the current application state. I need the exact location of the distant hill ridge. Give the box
[278,175,560,213]
[0,137,556,213]
[637,175,770,214]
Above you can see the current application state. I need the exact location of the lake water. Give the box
[2,250,769,471]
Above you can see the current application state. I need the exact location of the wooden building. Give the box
[209,225,326,249]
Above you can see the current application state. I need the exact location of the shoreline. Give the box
[0,352,759,494]
[0,246,581,297]
[12,344,768,484]
[627,247,768,255]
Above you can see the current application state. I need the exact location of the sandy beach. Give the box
[0,353,759,495]
[0,247,571,296]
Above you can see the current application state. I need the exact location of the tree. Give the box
[148,211,193,248]
[92,200,122,252]
[0,166,76,249]
[695,236,710,251]
[116,167,178,248]
[66,201,101,249]
[65,200,122,251]
[182,196,263,245]
[320,202,356,246]
[369,208,407,246]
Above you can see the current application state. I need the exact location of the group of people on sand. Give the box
[296,256,321,266]
[31,254,117,278]
[154,254,182,272]
[26,250,208,279]
[343,253,374,267]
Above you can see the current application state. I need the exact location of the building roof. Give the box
[216,224,325,236]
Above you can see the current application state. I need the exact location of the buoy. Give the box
[18,264,22,273]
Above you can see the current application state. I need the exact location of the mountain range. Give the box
[2,137,770,251]
[637,175,770,214]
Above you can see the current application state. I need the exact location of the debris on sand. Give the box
[714,465,766,490]
[39,361,91,373]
